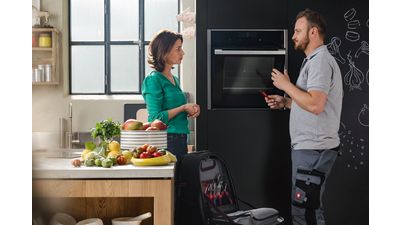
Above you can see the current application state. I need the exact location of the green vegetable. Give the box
[85,159,95,167]
[91,119,121,142]
[108,156,117,166]
[95,158,103,167]
[85,141,96,150]
[94,141,108,157]
[102,158,113,168]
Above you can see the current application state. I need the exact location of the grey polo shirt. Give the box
[289,45,343,150]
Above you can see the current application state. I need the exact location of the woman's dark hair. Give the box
[147,29,183,72]
[296,8,327,39]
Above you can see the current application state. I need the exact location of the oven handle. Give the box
[214,49,286,55]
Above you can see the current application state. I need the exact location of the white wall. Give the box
[33,0,196,146]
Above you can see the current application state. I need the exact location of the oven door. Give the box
[208,49,286,109]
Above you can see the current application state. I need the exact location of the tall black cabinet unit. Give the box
[196,0,292,223]
[196,1,368,225]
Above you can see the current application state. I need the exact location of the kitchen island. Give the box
[33,157,174,225]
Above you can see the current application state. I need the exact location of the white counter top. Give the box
[33,157,175,179]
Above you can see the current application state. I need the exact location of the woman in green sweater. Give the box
[142,30,200,161]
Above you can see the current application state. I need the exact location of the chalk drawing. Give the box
[344,8,357,21]
[346,31,360,42]
[327,37,346,64]
[347,20,360,30]
[358,104,369,127]
[344,51,364,91]
[355,41,369,58]
[339,121,368,171]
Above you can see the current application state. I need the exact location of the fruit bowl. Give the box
[131,151,177,166]
[120,130,167,149]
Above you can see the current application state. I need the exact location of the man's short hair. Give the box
[296,9,327,39]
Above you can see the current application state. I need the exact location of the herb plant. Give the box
[91,119,121,142]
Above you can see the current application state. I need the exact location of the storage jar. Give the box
[39,33,52,48]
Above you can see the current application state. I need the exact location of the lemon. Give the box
[108,141,120,152]
[107,150,121,158]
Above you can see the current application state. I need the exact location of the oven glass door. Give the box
[209,50,285,109]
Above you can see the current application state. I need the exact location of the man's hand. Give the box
[265,94,285,109]
[271,69,291,91]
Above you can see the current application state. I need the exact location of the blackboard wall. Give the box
[288,1,369,225]
[196,0,369,224]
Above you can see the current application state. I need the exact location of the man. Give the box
[265,9,343,225]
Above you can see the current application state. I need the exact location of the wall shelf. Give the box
[32,28,60,85]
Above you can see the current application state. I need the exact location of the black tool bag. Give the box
[175,151,284,225]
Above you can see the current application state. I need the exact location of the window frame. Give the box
[68,0,180,95]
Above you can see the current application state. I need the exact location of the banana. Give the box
[167,152,177,163]
[131,151,177,166]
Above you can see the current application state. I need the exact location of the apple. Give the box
[146,126,160,131]
[147,145,157,154]
[152,152,162,158]
[116,155,127,165]
[140,152,151,158]
[122,119,143,130]
[151,119,167,130]
[136,146,146,155]
[142,122,151,130]
[141,144,149,151]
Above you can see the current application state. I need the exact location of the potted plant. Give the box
[90,119,121,157]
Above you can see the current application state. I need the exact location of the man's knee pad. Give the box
[292,168,325,209]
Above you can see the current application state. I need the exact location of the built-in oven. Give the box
[207,29,288,109]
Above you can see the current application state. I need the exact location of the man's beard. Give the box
[294,35,310,51]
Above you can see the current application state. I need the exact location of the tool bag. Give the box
[175,151,284,225]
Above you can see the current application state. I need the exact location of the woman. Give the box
[142,29,200,161]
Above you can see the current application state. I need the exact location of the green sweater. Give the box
[142,71,189,134]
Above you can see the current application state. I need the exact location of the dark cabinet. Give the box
[207,0,288,29]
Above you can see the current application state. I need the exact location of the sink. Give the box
[33,148,82,159]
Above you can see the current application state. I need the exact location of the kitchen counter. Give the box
[33,155,175,225]
[33,156,175,179]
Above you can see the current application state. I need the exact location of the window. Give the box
[69,0,179,94]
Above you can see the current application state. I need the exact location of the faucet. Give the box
[60,102,80,149]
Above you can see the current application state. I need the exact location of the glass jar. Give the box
[38,33,52,48]
[32,33,38,47]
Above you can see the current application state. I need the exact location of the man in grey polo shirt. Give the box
[264,9,343,225]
